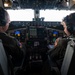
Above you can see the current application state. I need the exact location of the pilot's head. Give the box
[0,7,10,32]
[61,13,75,36]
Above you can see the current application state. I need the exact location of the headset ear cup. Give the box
[0,20,6,26]
[67,25,73,34]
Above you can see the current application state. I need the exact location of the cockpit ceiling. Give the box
[17,0,65,9]
[2,0,75,10]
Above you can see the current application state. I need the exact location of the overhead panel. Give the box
[2,0,73,10]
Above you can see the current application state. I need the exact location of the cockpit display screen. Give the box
[52,31,59,43]
[15,30,20,34]
[52,31,59,37]
[29,27,37,38]
[15,30,20,36]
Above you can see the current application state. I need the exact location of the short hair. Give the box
[63,13,75,35]
[0,7,8,26]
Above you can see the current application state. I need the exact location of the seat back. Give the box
[0,39,9,75]
[61,39,75,75]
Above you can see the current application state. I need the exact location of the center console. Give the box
[25,26,48,70]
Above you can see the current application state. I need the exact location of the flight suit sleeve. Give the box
[10,38,24,66]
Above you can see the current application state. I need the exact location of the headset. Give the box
[0,7,7,26]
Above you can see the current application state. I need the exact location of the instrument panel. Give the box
[8,21,65,45]
[8,25,64,45]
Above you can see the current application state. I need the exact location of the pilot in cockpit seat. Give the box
[60,12,75,67]
[0,7,24,68]
[47,13,75,69]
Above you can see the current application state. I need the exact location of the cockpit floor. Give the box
[15,61,51,75]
